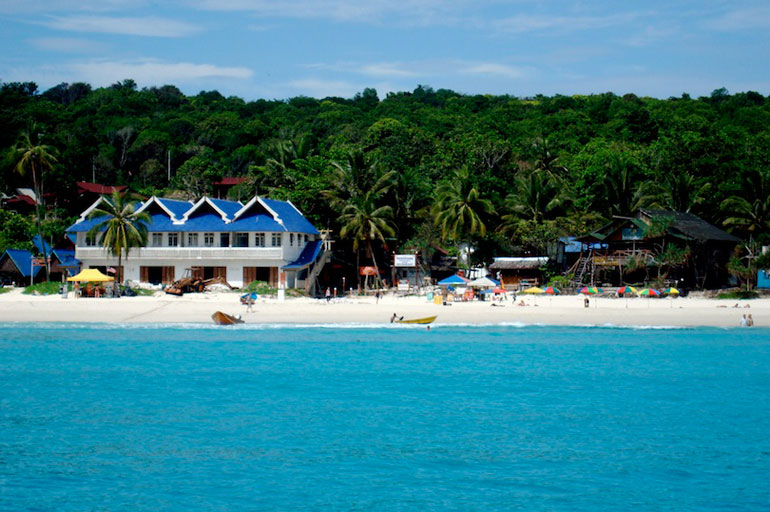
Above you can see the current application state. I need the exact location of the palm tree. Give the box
[645,171,711,214]
[502,170,572,223]
[14,126,58,281]
[326,150,395,209]
[432,167,494,268]
[722,169,770,236]
[339,190,396,289]
[88,190,150,288]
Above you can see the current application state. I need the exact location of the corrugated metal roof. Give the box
[639,208,740,243]
[283,240,323,269]
[261,199,319,234]
[489,257,548,270]
[67,195,318,235]
[2,249,43,277]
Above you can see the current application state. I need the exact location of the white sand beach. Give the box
[0,288,765,328]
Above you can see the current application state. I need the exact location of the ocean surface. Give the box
[1,322,769,511]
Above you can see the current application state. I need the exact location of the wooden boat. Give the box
[396,315,437,325]
[211,311,244,325]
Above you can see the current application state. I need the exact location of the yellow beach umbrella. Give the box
[67,268,114,282]
[523,286,545,294]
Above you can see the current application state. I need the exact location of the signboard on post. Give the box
[394,254,416,268]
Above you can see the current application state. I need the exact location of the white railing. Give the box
[76,246,284,260]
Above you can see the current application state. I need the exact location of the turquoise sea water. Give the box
[1,323,769,511]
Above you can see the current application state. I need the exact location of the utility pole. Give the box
[167,150,171,183]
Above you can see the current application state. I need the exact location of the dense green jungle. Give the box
[1,80,769,272]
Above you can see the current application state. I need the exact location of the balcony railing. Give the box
[76,246,284,260]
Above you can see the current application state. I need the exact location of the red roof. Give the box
[76,181,127,194]
[213,177,247,186]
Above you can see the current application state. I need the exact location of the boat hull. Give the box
[211,311,244,325]
[396,315,437,325]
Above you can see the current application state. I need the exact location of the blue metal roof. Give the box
[53,248,80,268]
[32,235,52,255]
[208,198,242,218]
[156,198,193,219]
[2,249,43,278]
[282,240,323,269]
[67,196,318,235]
[262,198,319,235]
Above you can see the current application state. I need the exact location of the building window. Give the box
[187,233,199,247]
[152,233,163,247]
[168,233,178,247]
[290,233,294,246]
[220,233,230,247]
[304,234,308,243]
[235,232,249,247]
[204,233,214,247]
[85,233,97,246]
[255,233,265,247]
[271,233,282,247]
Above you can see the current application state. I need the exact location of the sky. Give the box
[1,0,769,101]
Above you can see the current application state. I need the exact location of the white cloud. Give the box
[493,12,639,34]
[189,0,470,24]
[29,37,107,53]
[67,59,253,85]
[42,15,201,37]
[287,78,362,98]
[704,7,770,31]
[358,63,417,78]
[462,62,526,79]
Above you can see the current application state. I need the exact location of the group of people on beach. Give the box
[740,314,754,327]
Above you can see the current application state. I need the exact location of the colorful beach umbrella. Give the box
[662,287,680,295]
[579,286,602,295]
[639,288,661,297]
[541,286,560,295]
[523,286,545,294]
[617,286,637,296]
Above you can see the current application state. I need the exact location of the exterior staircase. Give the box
[305,250,330,296]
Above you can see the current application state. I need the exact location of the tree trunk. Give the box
[31,161,50,281]
[356,248,360,291]
[368,239,381,289]
[117,251,122,297]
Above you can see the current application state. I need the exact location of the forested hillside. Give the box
[1,80,768,263]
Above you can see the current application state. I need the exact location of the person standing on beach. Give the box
[740,314,748,327]
[747,314,754,327]
[325,287,331,303]
[375,290,380,304]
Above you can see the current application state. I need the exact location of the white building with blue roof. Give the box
[67,195,323,288]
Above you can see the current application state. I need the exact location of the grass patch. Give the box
[132,288,156,296]
[716,290,759,300]
[241,280,278,296]
[23,282,70,295]
[0,287,15,295]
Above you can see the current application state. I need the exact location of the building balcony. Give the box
[75,246,284,261]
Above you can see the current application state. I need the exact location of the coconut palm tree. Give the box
[432,167,494,268]
[14,126,58,281]
[88,190,150,289]
[722,169,770,236]
[339,190,396,289]
[502,169,572,223]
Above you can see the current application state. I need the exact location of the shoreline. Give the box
[0,288,765,328]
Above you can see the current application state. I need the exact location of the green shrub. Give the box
[716,290,759,300]
[23,282,71,295]
[0,287,14,295]
[241,280,277,295]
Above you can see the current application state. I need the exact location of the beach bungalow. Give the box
[488,257,548,289]
[0,249,43,285]
[573,208,739,289]
[66,195,324,289]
